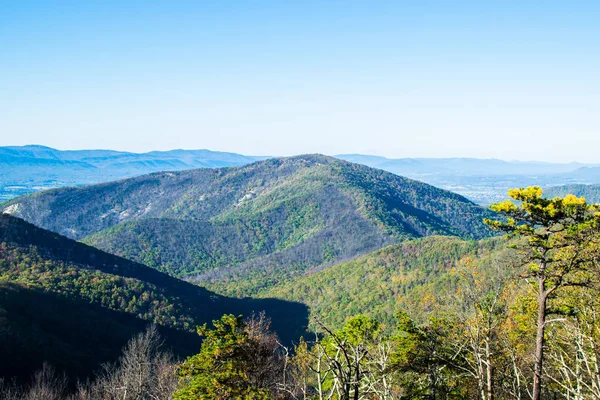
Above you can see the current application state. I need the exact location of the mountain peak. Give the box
[5,156,490,296]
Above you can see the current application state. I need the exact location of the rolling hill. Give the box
[545,184,600,204]
[0,145,265,201]
[3,155,492,295]
[0,214,308,382]
[4,145,598,205]
[261,235,513,330]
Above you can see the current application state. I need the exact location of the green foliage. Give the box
[5,155,492,296]
[545,184,600,204]
[392,312,468,398]
[175,315,271,400]
[0,242,196,329]
[485,186,600,400]
[0,214,309,384]
[392,311,423,367]
[263,236,508,329]
[335,314,381,347]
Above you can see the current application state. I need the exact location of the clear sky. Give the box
[1,1,599,162]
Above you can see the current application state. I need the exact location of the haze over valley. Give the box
[2,1,600,398]
[3,145,599,205]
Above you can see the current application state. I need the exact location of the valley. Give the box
[2,152,600,399]
[3,146,600,205]
[3,154,492,296]
[3,2,598,397]
[0,213,308,382]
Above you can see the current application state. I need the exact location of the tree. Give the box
[23,364,67,400]
[451,257,512,400]
[306,315,384,400]
[546,290,600,399]
[74,325,177,400]
[392,312,467,400]
[485,187,600,400]
[174,314,284,400]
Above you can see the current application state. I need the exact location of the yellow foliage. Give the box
[508,186,542,201]
[562,193,586,206]
[490,200,519,214]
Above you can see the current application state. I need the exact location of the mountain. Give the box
[0,145,265,201]
[262,235,512,329]
[336,155,587,176]
[336,155,600,204]
[2,155,491,295]
[4,145,599,205]
[563,167,600,183]
[545,184,600,204]
[0,214,308,382]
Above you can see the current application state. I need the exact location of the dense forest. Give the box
[545,183,600,204]
[258,236,511,328]
[3,155,491,295]
[3,154,600,399]
[0,214,308,383]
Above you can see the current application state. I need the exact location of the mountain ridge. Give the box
[0,213,309,377]
[4,145,600,204]
[3,154,491,295]
[261,235,512,329]
[0,145,266,201]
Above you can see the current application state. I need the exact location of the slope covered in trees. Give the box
[545,183,600,203]
[3,155,491,293]
[258,236,512,329]
[0,214,308,382]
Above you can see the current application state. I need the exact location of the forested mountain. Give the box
[0,214,307,382]
[0,145,264,201]
[3,155,491,294]
[545,183,600,203]
[4,145,598,205]
[260,235,512,329]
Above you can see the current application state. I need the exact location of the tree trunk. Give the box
[532,278,548,400]
[429,367,437,400]
[485,338,494,400]
[353,365,360,400]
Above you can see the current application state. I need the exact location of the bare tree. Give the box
[546,294,600,400]
[309,316,384,400]
[75,325,177,400]
[23,363,68,400]
[361,339,398,400]
[451,257,510,400]
[0,377,23,400]
[243,311,288,396]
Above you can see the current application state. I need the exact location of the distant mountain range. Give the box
[336,155,600,204]
[0,145,266,201]
[4,149,595,385]
[2,145,599,204]
[336,154,588,176]
[2,154,491,296]
[0,214,307,382]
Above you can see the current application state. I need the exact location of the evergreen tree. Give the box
[485,187,600,400]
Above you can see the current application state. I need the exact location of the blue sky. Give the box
[1,1,599,162]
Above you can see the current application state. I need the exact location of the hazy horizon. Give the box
[2,143,597,165]
[2,1,599,163]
